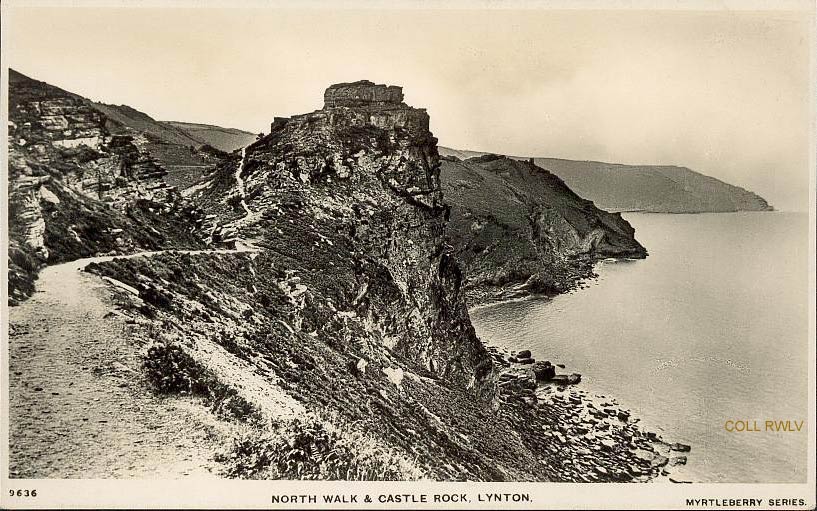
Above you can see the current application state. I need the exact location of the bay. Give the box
[470,212,810,483]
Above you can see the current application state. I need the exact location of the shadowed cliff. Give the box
[441,154,647,302]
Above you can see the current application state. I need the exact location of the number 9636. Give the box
[9,489,37,497]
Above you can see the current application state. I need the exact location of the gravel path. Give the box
[7,252,249,479]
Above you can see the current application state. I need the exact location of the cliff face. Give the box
[7,69,206,304]
[439,147,773,213]
[193,79,490,386]
[441,154,647,301]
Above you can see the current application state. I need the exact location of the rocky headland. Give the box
[7,74,690,481]
[440,153,647,304]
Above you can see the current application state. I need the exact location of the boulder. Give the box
[600,439,617,451]
[356,358,368,375]
[670,442,691,452]
[517,349,532,359]
[634,449,656,462]
[532,361,556,381]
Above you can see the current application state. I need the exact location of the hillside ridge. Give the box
[439,146,773,213]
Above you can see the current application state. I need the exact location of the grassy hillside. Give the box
[164,121,257,152]
[92,103,203,147]
[90,103,229,193]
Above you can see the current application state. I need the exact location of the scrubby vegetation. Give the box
[7,244,42,306]
[84,251,632,481]
[143,335,261,423]
[218,418,410,480]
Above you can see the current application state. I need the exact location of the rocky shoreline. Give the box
[465,257,599,307]
[471,248,693,483]
[483,344,693,483]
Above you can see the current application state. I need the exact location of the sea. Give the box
[470,212,810,483]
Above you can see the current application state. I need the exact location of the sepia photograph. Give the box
[1,0,815,509]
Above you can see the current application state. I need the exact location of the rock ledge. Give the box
[324,80,404,108]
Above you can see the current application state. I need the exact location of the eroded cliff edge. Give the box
[6,69,207,304]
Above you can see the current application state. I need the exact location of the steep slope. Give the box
[191,79,490,386]
[439,147,773,213]
[92,103,204,147]
[441,154,647,302]
[90,103,225,191]
[164,121,257,152]
[79,80,678,481]
[6,69,207,304]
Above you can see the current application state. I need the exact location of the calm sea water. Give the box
[470,212,810,483]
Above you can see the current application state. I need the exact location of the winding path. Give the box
[233,147,251,216]
[7,249,255,478]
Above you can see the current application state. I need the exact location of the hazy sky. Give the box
[4,3,814,211]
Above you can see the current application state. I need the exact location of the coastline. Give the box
[464,258,601,308]
[487,356,693,483]
[471,257,693,483]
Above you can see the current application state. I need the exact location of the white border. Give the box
[1,0,814,509]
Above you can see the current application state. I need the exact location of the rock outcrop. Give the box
[192,79,490,386]
[323,80,405,107]
[7,69,206,304]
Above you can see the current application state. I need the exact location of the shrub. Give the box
[143,341,209,395]
[220,418,409,480]
[227,194,243,210]
[140,285,173,309]
[7,246,42,305]
[8,245,41,274]
[142,339,261,422]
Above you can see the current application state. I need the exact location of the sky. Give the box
[4,2,814,211]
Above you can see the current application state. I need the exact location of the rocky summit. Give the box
[324,80,405,107]
[193,78,489,387]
